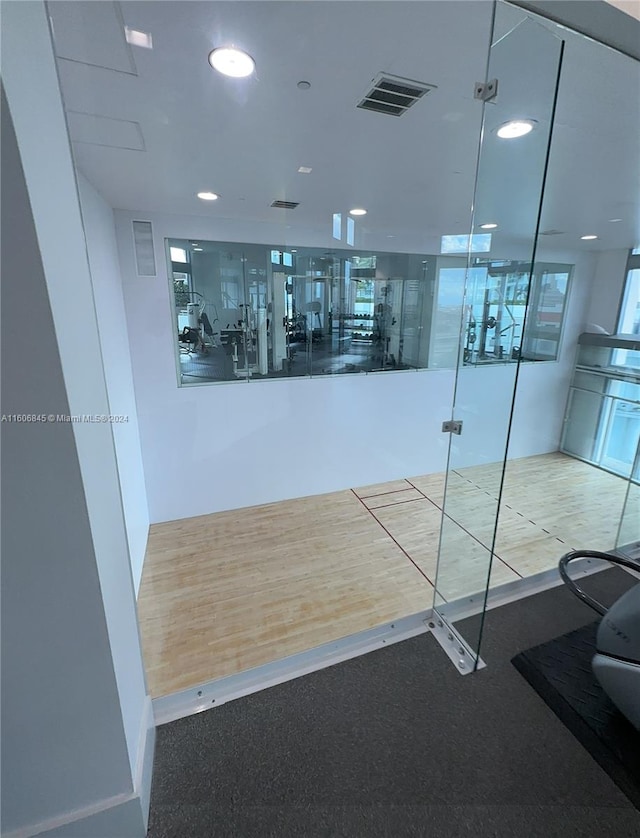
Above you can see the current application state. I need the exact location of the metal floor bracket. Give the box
[427,612,486,675]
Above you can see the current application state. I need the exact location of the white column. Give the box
[1,3,153,836]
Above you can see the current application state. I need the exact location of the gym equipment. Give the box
[559,549,640,730]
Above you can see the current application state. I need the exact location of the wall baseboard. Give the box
[153,610,432,726]
[5,698,155,838]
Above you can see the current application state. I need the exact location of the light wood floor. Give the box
[137,452,631,697]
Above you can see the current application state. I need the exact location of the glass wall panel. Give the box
[169,237,570,385]
[433,6,565,667]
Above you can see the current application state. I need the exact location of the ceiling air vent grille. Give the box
[271,200,299,209]
[132,220,156,276]
[358,73,436,117]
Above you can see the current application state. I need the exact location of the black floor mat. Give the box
[512,621,640,810]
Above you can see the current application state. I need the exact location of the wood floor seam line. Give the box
[357,486,416,500]
[366,497,425,511]
[403,478,444,511]
[397,476,523,582]
[350,489,436,589]
[440,509,525,580]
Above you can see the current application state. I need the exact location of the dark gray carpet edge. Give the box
[512,621,640,811]
[149,803,640,838]
[147,569,640,838]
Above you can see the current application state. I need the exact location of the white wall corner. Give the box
[3,699,155,838]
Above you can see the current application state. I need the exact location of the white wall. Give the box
[1,3,152,835]
[584,248,630,333]
[78,175,149,594]
[114,208,595,523]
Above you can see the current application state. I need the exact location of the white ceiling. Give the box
[50,1,640,255]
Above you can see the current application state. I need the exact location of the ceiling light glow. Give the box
[480,223,498,230]
[197,191,219,201]
[208,47,255,78]
[125,28,153,49]
[298,166,313,174]
[609,218,622,223]
[349,208,367,216]
[496,119,536,139]
[580,234,598,240]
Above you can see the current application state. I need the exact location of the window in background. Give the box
[461,260,571,364]
[613,251,640,368]
[618,261,640,335]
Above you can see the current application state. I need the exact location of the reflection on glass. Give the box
[168,238,573,386]
[347,216,355,247]
[462,260,571,364]
[440,233,492,254]
[433,7,565,664]
[332,213,342,240]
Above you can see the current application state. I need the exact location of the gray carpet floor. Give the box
[147,569,640,837]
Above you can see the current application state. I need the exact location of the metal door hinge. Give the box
[442,420,463,435]
[474,78,498,102]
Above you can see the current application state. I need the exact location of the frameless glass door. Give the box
[432,3,565,670]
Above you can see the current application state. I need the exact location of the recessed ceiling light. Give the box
[580,234,598,240]
[480,223,498,230]
[297,80,311,90]
[125,28,153,49]
[298,166,312,174]
[197,191,219,201]
[349,208,367,216]
[609,218,623,223]
[291,249,297,253]
[496,119,536,139]
[208,47,255,78]
[193,247,203,252]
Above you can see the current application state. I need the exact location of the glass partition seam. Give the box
[474,36,566,666]
[431,7,567,672]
